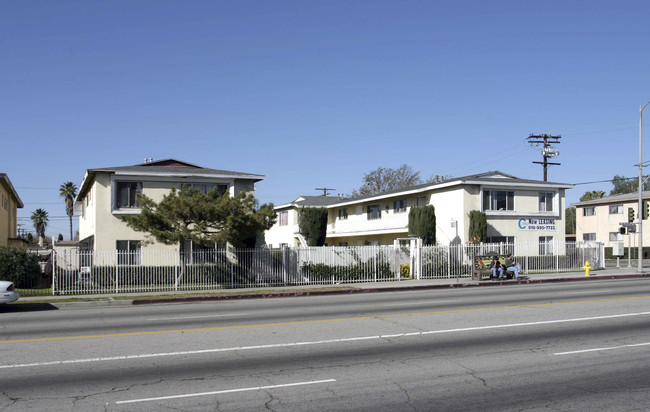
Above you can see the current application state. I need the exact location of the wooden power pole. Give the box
[527,134,561,181]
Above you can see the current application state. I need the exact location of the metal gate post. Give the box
[51,250,56,295]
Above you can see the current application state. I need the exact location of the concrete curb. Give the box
[130,273,650,305]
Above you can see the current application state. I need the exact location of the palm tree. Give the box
[31,208,49,247]
[59,181,78,240]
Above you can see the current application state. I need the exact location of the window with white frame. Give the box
[278,211,288,226]
[583,233,596,242]
[539,236,553,255]
[367,204,382,220]
[483,190,514,211]
[609,232,619,241]
[609,205,623,214]
[487,236,514,244]
[393,199,407,213]
[184,183,228,196]
[116,240,141,265]
[583,207,595,216]
[539,192,554,212]
[338,208,348,220]
[115,181,142,209]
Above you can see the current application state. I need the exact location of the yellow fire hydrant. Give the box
[582,261,592,277]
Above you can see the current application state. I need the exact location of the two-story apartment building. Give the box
[266,171,573,250]
[573,191,650,254]
[0,173,25,248]
[75,159,265,254]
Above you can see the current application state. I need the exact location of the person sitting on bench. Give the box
[506,253,522,279]
[490,256,504,279]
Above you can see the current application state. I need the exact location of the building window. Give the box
[583,233,596,242]
[367,204,382,220]
[609,205,623,214]
[338,209,348,220]
[539,236,553,255]
[583,207,595,216]
[338,242,348,246]
[416,196,427,207]
[483,190,514,211]
[487,236,514,244]
[115,181,142,209]
[184,183,228,196]
[609,232,619,241]
[116,240,141,265]
[278,211,288,226]
[393,199,407,213]
[539,192,554,212]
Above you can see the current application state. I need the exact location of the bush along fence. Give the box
[17,240,604,296]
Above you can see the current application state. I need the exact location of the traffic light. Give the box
[619,226,626,234]
[628,207,635,223]
[644,200,649,220]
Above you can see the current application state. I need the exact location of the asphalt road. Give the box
[2,278,650,411]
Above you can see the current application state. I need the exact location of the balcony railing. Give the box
[327,213,409,235]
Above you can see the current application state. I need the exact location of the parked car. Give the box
[0,281,19,304]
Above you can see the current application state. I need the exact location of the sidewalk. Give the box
[16,266,650,306]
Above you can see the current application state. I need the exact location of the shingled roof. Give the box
[77,159,264,199]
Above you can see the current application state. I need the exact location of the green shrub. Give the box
[400,263,411,278]
[0,246,41,288]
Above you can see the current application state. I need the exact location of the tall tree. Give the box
[408,205,436,245]
[121,186,276,248]
[59,181,78,240]
[468,210,487,244]
[350,164,422,197]
[565,207,576,235]
[298,208,329,246]
[610,175,650,195]
[579,190,605,201]
[31,208,49,246]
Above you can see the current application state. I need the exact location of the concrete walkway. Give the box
[16,266,650,305]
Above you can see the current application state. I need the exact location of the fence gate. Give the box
[394,238,423,279]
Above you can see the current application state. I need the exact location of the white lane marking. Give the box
[3,311,650,370]
[383,300,459,307]
[553,342,650,356]
[115,379,337,404]
[559,291,614,296]
[146,313,247,321]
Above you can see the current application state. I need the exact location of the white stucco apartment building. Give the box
[75,159,264,255]
[266,171,573,250]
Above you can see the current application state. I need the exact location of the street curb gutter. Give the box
[131,273,650,305]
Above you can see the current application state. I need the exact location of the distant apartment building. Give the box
[573,191,650,256]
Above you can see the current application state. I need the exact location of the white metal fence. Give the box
[45,241,604,295]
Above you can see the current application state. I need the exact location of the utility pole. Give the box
[527,134,561,181]
[315,187,336,196]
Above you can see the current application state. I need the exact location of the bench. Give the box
[472,255,515,281]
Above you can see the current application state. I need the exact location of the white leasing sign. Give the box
[518,218,556,231]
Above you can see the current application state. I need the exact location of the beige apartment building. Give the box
[573,191,650,256]
[75,159,264,257]
[0,173,25,248]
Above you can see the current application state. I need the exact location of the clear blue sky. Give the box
[3,0,649,238]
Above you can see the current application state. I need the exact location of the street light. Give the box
[638,101,650,273]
